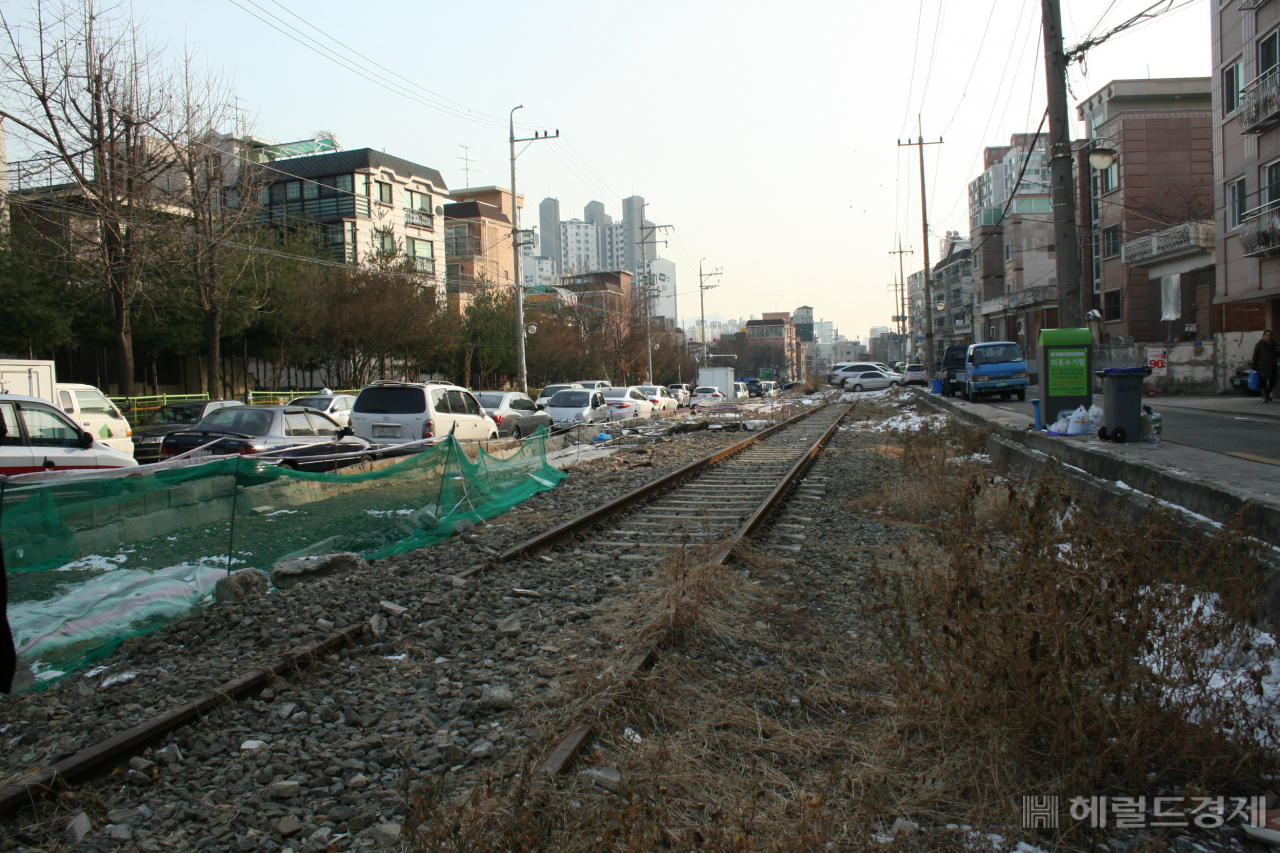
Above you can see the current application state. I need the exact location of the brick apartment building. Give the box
[443,185,522,314]
[1074,78,1216,343]
[744,312,800,379]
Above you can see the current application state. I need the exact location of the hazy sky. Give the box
[8,0,1212,340]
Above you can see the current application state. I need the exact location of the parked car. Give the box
[639,385,678,413]
[902,364,929,386]
[827,363,881,385]
[55,383,134,455]
[288,393,357,427]
[780,381,803,392]
[544,388,610,427]
[962,342,1029,401]
[572,380,612,391]
[349,381,498,443]
[132,399,244,463]
[761,381,778,397]
[939,346,969,397]
[842,371,901,393]
[0,394,138,475]
[535,383,584,407]
[731,382,749,400]
[475,391,552,439]
[603,386,656,420]
[746,378,763,397]
[668,384,692,406]
[690,386,727,407]
[159,406,384,471]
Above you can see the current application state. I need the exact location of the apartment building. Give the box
[538,197,562,275]
[559,271,633,328]
[1073,78,1215,343]
[442,185,522,313]
[256,148,446,277]
[1212,4,1280,335]
[744,312,800,380]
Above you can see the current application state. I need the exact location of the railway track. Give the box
[501,401,852,569]
[0,400,854,827]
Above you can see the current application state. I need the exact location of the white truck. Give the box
[697,367,736,398]
[0,359,134,455]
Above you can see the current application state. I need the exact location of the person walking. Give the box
[1253,330,1279,403]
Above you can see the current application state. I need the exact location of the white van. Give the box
[56,383,134,455]
[349,381,498,443]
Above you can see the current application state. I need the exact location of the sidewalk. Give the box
[1141,393,1280,421]
[914,391,1280,550]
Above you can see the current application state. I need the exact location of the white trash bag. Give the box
[1066,405,1091,436]
[1088,404,1103,430]
[1049,416,1071,434]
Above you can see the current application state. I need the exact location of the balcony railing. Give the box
[1120,220,1214,266]
[410,257,435,274]
[1241,200,1280,257]
[1241,0,1267,9]
[404,207,434,229]
[1007,285,1058,308]
[445,236,482,257]
[1241,67,1280,132]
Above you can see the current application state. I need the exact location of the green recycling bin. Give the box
[1037,328,1093,420]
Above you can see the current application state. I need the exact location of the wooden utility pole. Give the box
[899,122,942,377]
[1041,0,1084,328]
[889,238,913,359]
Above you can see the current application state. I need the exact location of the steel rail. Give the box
[497,404,828,562]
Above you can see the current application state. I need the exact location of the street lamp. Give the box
[1076,135,1118,171]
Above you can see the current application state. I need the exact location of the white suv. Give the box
[349,382,498,444]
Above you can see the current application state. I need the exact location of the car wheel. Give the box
[279,460,298,471]
[511,425,522,440]
[890,381,900,387]
[852,384,863,392]
[358,454,373,466]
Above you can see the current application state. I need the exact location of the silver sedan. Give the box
[841,371,901,392]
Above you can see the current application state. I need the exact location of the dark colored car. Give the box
[132,400,244,463]
[940,346,969,397]
[475,391,553,439]
[745,378,763,398]
[159,406,388,472]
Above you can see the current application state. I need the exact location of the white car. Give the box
[731,382,749,400]
[572,380,611,391]
[288,393,357,427]
[690,385,727,407]
[0,394,138,475]
[639,386,678,413]
[349,381,498,443]
[667,384,692,406]
[602,386,655,420]
[761,381,778,398]
[535,383,584,407]
[842,371,900,392]
[56,383,134,455]
[544,388,611,427]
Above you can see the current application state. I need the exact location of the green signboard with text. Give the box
[1046,350,1088,396]
[1037,328,1094,417]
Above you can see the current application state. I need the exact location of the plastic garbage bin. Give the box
[1094,367,1152,443]
[930,379,942,394]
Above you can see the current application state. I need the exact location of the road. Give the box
[988,396,1280,466]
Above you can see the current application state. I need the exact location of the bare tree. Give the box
[156,47,265,398]
[0,0,173,396]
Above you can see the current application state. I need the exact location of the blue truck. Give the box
[962,341,1029,402]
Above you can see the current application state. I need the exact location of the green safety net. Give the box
[2,428,565,687]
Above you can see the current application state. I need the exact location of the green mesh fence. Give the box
[2,429,565,687]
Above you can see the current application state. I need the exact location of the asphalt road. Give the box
[987,396,1280,465]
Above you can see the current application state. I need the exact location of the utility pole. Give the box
[637,207,671,383]
[1041,0,1084,328]
[698,258,722,365]
[509,106,558,394]
[889,238,913,360]
[898,121,943,378]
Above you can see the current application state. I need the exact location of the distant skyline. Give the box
[4,0,1211,335]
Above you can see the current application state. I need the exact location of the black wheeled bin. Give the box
[1094,367,1152,443]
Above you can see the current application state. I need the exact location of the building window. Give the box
[1100,158,1119,193]
[1228,177,1247,228]
[406,189,431,211]
[1005,243,1013,261]
[1104,289,1122,322]
[375,229,396,256]
[1264,160,1280,206]
[1225,58,1244,115]
[1262,28,1280,78]
[406,236,433,259]
[1103,227,1122,258]
[376,181,394,205]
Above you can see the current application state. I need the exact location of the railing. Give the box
[405,208,434,229]
[1241,200,1280,257]
[1007,285,1058,308]
[1241,67,1280,132]
[260,196,371,223]
[410,257,435,274]
[445,236,483,256]
[1120,220,1214,265]
[1241,0,1267,9]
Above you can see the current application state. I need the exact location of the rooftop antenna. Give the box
[458,144,478,188]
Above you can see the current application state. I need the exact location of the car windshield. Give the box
[145,404,205,425]
[695,387,717,394]
[289,396,332,409]
[196,408,274,436]
[906,365,925,373]
[476,394,506,409]
[548,391,590,407]
[540,385,572,397]
[603,388,631,399]
[973,344,1023,365]
[353,387,426,414]
[639,387,660,394]
[73,389,117,414]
